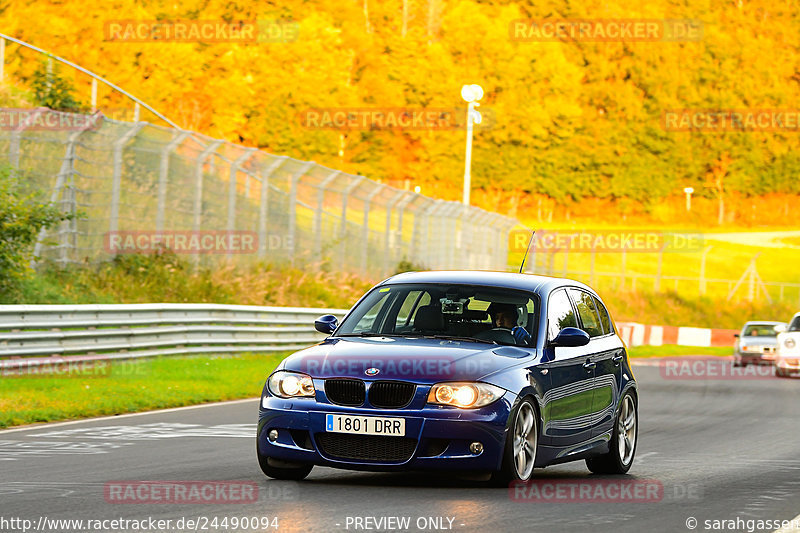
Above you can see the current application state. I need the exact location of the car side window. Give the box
[352,292,391,332]
[593,295,612,335]
[547,289,577,341]
[395,290,431,329]
[569,289,603,338]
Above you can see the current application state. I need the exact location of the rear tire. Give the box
[586,391,637,475]
[257,446,313,480]
[491,397,538,486]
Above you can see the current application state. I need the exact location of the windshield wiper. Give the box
[336,333,407,338]
[418,334,493,344]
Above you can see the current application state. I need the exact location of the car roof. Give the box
[379,270,594,295]
[743,321,787,327]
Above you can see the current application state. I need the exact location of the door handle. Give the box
[583,361,596,370]
[612,353,624,366]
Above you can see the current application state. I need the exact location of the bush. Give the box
[30,59,84,112]
[0,165,71,300]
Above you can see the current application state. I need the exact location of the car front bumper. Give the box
[257,392,517,472]
[776,357,800,371]
[735,352,776,365]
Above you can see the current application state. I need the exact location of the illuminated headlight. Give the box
[785,338,797,349]
[742,345,759,353]
[267,371,315,398]
[427,382,504,409]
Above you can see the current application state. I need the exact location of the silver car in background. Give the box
[733,321,786,367]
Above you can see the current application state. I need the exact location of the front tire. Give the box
[586,391,637,475]
[257,446,313,480]
[491,397,538,486]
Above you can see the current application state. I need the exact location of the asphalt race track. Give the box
[2,363,800,533]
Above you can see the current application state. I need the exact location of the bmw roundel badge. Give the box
[365,367,380,376]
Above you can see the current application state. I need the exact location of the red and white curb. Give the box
[617,322,737,348]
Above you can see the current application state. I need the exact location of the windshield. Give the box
[743,324,781,337]
[335,283,539,347]
[790,318,800,332]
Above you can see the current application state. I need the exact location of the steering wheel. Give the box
[475,327,517,345]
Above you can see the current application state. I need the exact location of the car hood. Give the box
[280,337,536,384]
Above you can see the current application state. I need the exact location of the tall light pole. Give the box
[461,84,483,206]
[684,187,694,212]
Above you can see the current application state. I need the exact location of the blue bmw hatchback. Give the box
[257,271,638,484]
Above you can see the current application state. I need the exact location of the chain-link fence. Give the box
[0,108,518,276]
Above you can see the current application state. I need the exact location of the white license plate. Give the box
[325,414,405,436]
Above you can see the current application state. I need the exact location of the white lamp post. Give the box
[461,84,483,206]
[684,187,694,212]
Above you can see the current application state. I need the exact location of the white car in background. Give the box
[776,312,800,377]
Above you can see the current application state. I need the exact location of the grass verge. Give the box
[627,345,731,358]
[0,352,287,429]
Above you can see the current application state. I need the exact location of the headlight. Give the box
[785,338,797,349]
[427,382,504,409]
[267,371,315,398]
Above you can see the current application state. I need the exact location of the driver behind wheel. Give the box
[487,303,532,345]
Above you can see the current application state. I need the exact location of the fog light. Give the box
[469,442,484,455]
[268,429,279,442]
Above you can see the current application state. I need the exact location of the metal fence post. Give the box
[394,192,417,262]
[8,108,43,168]
[227,148,257,232]
[340,176,364,267]
[699,245,712,296]
[109,123,145,234]
[314,170,341,258]
[156,131,190,232]
[258,156,288,258]
[287,161,315,262]
[32,127,91,265]
[91,78,97,111]
[192,139,222,233]
[654,246,664,292]
[361,185,384,273]
[384,190,408,273]
[410,199,429,267]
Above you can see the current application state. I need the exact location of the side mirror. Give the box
[734,333,739,338]
[552,327,590,347]
[314,314,338,335]
[775,324,787,333]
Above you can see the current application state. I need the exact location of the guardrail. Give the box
[0,304,348,370]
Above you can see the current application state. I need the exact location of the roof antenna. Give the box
[518,230,536,274]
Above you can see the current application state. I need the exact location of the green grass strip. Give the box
[0,352,287,429]
[627,345,732,358]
